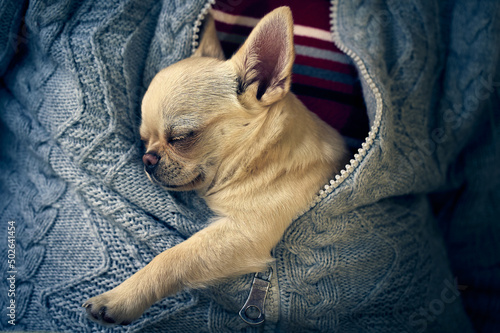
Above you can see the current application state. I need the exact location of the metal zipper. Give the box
[191,0,216,55]
[239,269,273,326]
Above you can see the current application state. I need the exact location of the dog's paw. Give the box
[83,291,144,326]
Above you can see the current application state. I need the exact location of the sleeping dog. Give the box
[84,6,347,325]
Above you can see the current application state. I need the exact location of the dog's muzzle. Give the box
[143,152,160,175]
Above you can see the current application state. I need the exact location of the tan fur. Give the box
[83,7,347,325]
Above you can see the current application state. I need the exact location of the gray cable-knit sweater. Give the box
[1,0,499,332]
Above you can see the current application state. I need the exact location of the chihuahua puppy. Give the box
[84,6,347,325]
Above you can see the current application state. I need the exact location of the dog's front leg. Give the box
[83,216,280,325]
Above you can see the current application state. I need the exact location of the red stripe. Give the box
[296,96,352,131]
[213,1,275,19]
[213,0,332,32]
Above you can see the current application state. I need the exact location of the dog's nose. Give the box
[143,152,160,174]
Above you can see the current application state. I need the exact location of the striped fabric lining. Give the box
[211,0,368,148]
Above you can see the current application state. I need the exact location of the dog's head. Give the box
[140,7,295,192]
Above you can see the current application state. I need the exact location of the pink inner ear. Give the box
[249,20,290,100]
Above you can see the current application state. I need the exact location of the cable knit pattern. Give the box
[0,0,499,332]
[0,93,67,331]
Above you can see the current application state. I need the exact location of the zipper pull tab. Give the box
[239,270,272,325]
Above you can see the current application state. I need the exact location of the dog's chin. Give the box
[148,172,205,192]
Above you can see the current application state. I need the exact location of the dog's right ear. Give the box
[193,14,225,60]
[230,7,295,107]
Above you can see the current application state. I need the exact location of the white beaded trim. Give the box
[191,0,216,54]
[297,0,384,216]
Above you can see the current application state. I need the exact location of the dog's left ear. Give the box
[193,14,225,60]
[231,6,295,107]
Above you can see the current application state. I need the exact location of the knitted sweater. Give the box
[1,0,499,332]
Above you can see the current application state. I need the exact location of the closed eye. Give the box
[168,131,195,144]
[170,135,186,142]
